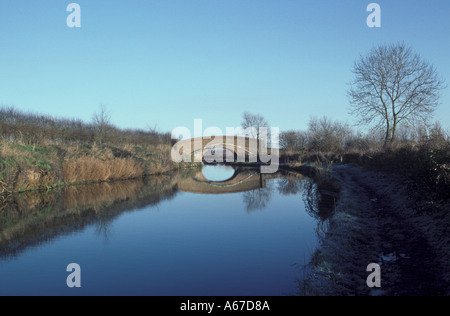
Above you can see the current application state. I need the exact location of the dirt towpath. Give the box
[330,164,449,296]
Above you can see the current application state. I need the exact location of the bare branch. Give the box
[348,42,445,144]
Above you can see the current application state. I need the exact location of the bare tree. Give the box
[280,130,299,151]
[308,116,352,153]
[92,104,111,144]
[280,130,309,151]
[348,42,445,145]
[241,112,269,141]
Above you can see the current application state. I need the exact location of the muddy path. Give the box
[329,165,449,296]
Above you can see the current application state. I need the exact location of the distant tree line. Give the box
[0,106,171,147]
[280,116,449,154]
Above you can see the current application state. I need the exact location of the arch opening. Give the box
[202,165,236,182]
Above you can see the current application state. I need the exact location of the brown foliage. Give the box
[63,157,145,184]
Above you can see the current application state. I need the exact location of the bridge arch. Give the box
[173,136,261,163]
[201,147,238,164]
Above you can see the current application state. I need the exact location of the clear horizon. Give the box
[1,0,449,133]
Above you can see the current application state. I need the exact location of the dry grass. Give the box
[0,143,29,158]
[0,139,183,193]
[16,169,55,191]
[63,157,145,184]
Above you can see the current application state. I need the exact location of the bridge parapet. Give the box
[173,136,262,163]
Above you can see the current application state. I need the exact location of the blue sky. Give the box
[1,0,449,133]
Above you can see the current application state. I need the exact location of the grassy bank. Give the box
[0,106,205,194]
[0,140,198,194]
[281,139,450,206]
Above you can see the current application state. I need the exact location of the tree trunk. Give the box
[384,121,391,146]
[391,115,398,143]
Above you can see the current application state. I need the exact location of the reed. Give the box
[63,157,145,184]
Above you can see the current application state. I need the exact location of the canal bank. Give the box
[298,164,450,296]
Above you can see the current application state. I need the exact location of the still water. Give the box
[0,166,328,296]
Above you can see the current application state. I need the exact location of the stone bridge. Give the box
[172,136,262,163]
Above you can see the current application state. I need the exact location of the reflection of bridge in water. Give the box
[178,168,266,194]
